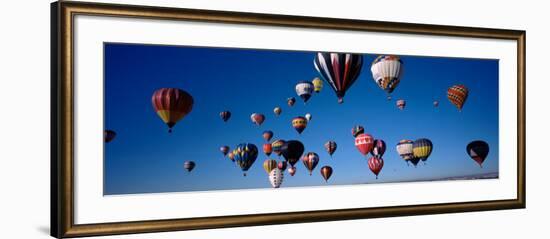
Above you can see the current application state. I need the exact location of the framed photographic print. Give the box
[51,1,526,238]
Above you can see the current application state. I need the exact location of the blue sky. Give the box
[104,43,499,195]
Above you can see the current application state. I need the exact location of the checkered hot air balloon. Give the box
[447,85,469,111]
[314,52,363,104]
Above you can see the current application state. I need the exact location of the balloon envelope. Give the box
[220,146,230,156]
[232,143,259,176]
[295,81,314,103]
[263,143,273,156]
[467,140,489,167]
[273,107,282,116]
[302,152,320,175]
[184,161,195,172]
[351,125,365,138]
[370,55,403,94]
[281,140,305,167]
[447,85,469,111]
[151,88,194,132]
[263,159,278,175]
[320,166,333,182]
[292,116,308,134]
[324,141,337,156]
[104,130,116,143]
[372,139,386,158]
[262,130,274,142]
[355,133,374,156]
[312,77,323,93]
[220,111,231,122]
[269,168,284,188]
[250,113,265,126]
[314,52,363,103]
[368,157,384,179]
[413,138,433,162]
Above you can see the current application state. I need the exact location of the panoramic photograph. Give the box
[103,43,498,195]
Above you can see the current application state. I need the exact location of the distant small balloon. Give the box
[324,141,337,157]
[433,100,439,107]
[320,166,333,182]
[312,77,323,93]
[271,139,286,157]
[302,152,320,175]
[220,146,230,156]
[368,156,384,179]
[288,166,297,176]
[351,125,364,138]
[184,161,195,172]
[277,161,288,171]
[295,81,314,103]
[467,140,489,168]
[274,107,282,116]
[396,99,406,110]
[104,130,116,143]
[220,111,231,122]
[263,143,273,156]
[262,130,274,142]
[292,116,308,134]
[287,97,296,107]
[305,113,312,122]
[250,113,265,126]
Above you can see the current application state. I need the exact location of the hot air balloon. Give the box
[372,139,386,158]
[274,107,282,116]
[263,143,273,156]
[151,88,194,133]
[271,139,286,157]
[370,55,403,98]
[250,113,265,126]
[413,138,433,165]
[104,130,116,143]
[355,133,374,156]
[277,161,288,171]
[368,156,384,179]
[351,125,365,138]
[287,97,296,107]
[288,166,297,176]
[292,116,308,134]
[269,168,284,188]
[396,139,414,165]
[232,143,259,176]
[314,52,363,104]
[302,152,320,175]
[305,113,312,122]
[281,140,305,167]
[228,152,235,162]
[467,140,489,168]
[447,85,469,111]
[396,99,406,110]
[262,130,274,142]
[220,111,231,122]
[263,159,278,175]
[324,141,337,157]
[295,81,314,103]
[320,166,333,182]
[433,100,439,107]
[220,146,230,156]
[184,161,195,172]
[312,77,323,93]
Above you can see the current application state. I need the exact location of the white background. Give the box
[0,0,545,238]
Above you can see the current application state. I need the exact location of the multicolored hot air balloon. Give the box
[372,139,386,158]
[312,77,323,93]
[287,97,296,107]
[396,140,414,165]
[305,113,312,122]
[269,168,284,188]
[314,52,363,104]
[320,166,333,182]
[104,130,116,143]
[262,130,274,142]
[292,116,308,134]
[433,100,439,107]
[271,139,286,157]
[447,85,469,111]
[413,138,433,165]
[250,113,265,126]
[274,106,282,116]
[351,125,364,138]
[302,152,320,175]
[184,161,195,172]
[396,99,406,110]
[467,140,489,168]
[324,140,337,157]
[263,159,278,175]
[220,146,230,157]
[288,166,297,176]
[277,161,288,171]
[295,81,314,103]
[220,111,231,122]
[263,143,273,156]
[281,140,305,167]
[151,88,194,133]
[228,152,235,162]
[232,143,259,176]
[368,156,384,179]
[355,133,374,156]
[371,55,403,98]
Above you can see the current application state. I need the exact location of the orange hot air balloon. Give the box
[263,143,273,156]
[151,88,194,133]
[320,166,333,182]
[447,85,469,111]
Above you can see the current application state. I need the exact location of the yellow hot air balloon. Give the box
[263,159,278,175]
[312,77,323,93]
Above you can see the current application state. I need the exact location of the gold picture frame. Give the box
[51,1,526,238]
